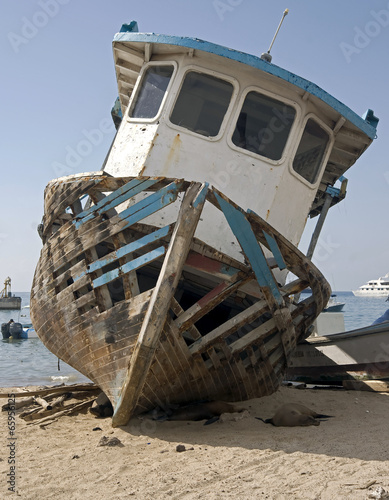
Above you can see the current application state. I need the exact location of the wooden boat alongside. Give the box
[30,20,378,425]
[286,321,389,383]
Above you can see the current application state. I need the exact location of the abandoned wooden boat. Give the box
[286,321,389,384]
[30,21,378,426]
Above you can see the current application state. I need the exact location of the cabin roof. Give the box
[113,30,378,141]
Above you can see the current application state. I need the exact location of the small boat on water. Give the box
[323,294,345,313]
[30,19,378,426]
[353,273,389,297]
[0,278,21,310]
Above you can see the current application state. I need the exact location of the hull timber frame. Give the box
[31,173,331,426]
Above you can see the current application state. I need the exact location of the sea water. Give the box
[1,291,388,388]
[0,292,90,388]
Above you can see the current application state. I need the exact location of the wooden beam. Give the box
[112,182,209,426]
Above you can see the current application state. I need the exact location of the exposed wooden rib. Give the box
[174,274,252,334]
[112,182,208,426]
[190,299,267,354]
[113,43,145,66]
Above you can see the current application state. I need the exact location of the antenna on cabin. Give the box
[261,8,289,63]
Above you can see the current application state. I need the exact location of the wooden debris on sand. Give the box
[1,383,100,426]
[342,380,389,393]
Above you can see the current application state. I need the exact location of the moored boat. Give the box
[30,20,378,426]
[286,321,389,384]
[352,273,389,297]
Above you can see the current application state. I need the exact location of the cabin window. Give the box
[231,91,296,160]
[170,71,233,137]
[131,65,174,119]
[293,119,330,184]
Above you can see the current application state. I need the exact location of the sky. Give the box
[1,0,388,292]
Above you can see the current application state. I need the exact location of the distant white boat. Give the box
[353,273,389,297]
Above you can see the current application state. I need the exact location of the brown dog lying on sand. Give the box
[256,403,333,427]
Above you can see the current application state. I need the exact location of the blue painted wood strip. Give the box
[114,32,378,139]
[247,209,286,270]
[120,181,182,227]
[122,193,177,229]
[263,231,286,270]
[92,246,166,289]
[87,225,170,274]
[73,271,86,282]
[214,193,283,304]
[74,178,159,226]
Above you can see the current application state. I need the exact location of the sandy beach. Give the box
[1,384,389,499]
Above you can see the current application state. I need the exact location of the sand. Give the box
[1,384,389,499]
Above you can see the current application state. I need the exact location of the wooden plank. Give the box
[120,181,183,229]
[213,191,283,304]
[170,298,201,341]
[111,232,139,299]
[189,299,267,354]
[0,384,99,399]
[263,230,286,270]
[87,225,171,274]
[74,177,159,224]
[112,182,208,427]
[342,380,389,392]
[230,318,277,354]
[92,246,166,289]
[174,274,252,334]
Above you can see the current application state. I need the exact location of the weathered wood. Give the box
[174,274,252,334]
[31,174,331,424]
[28,398,96,426]
[0,384,99,399]
[2,397,35,411]
[34,396,50,410]
[190,299,267,354]
[342,380,389,392]
[112,182,208,426]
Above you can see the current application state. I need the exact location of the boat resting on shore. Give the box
[286,320,389,384]
[30,21,378,426]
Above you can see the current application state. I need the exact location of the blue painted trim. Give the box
[263,232,286,271]
[120,21,138,33]
[87,225,170,274]
[325,185,341,197]
[113,31,378,140]
[120,180,183,228]
[74,178,159,229]
[93,246,166,289]
[246,209,286,270]
[214,193,283,304]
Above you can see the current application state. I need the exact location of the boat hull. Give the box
[287,322,389,383]
[31,174,330,425]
